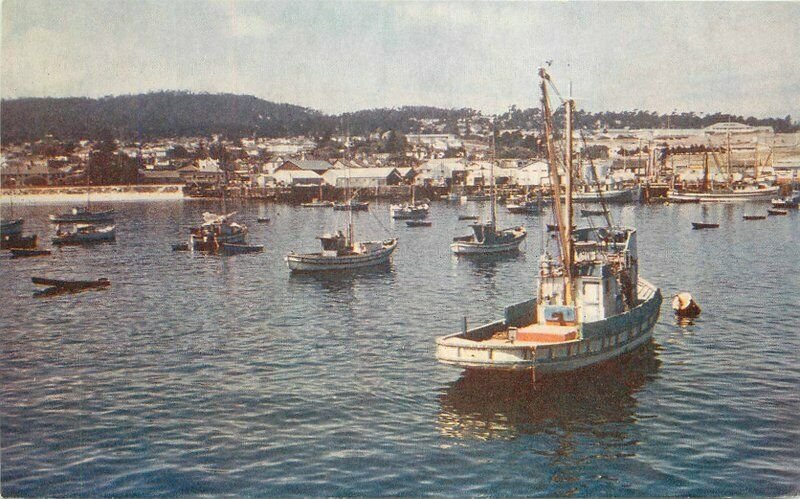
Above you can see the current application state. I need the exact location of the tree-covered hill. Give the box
[1,91,796,143]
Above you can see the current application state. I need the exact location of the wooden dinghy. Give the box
[11,248,51,258]
[32,277,110,296]
[767,208,788,216]
[743,215,766,220]
[458,215,479,221]
[691,222,719,229]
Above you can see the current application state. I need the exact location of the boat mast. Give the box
[346,139,354,246]
[539,67,572,305]
[564,95,575,306]
[726,130,733,186]
[703,152,710,192]
[490,120,497,226]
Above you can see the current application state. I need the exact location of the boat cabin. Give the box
[538,227,638,327]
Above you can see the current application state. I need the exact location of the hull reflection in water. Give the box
[438,341,661,441]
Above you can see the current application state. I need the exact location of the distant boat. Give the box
[581,208,606,217]
[220,242,264,255]
[32,276,110,296]
[301,200,334,208]
[463,193,491,202]
[2,232,37,249]
[11,248,51,258]
[406,220,432,227]
[767,208,788,216]
[49,207,115,223]
[771,192,799,209]
[451,131,526,255]
[52,224,116,244]
[743,214,766,220]
[188,212,248,252]
[1,219,23,235]
[288,163,396,271]
[458,215,479,221]
[257,217,271,223]
[507,200,543,214]
[333,200,369,211]
[390,185,429,219]
[32,276,110,290]
[569,186,639,203]
[691,222,719,229]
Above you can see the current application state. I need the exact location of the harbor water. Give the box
[1,199,798,496]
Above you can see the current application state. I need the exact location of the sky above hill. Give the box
[2,1,799,119]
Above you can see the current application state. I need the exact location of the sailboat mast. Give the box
[726,130,733,186]
[490,122,497,226]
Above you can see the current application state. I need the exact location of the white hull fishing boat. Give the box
[451,125,526,255]
[287,161,397,272]
[437,68,662,380]
[667,185,779,202]
[52,224,116,245]
[286,234,397,271]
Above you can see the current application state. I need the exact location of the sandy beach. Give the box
[1,184,184,205]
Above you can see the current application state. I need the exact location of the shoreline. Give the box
[1,184,184,205]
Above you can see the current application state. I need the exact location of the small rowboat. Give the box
[32,277,110,291]
[257,217,270,223]
[458,215,478,221]
[11,248,51,258]
[743,215,766,220]
[220,243,264,255]
[406,220,432,227]
[692,222,719,229]
[767,208,788,216]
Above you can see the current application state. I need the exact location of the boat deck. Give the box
[470,323,579,347]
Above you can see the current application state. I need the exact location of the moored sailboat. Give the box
[390,185,430,220]
[436,68,662,380]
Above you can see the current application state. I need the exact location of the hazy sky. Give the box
[2,1,799,118]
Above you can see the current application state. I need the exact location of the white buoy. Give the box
[672,292,701,317]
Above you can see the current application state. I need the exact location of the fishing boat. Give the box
[49,207,115,223]
[691,222,720,229]
[506,198,545,214]
[767,208,788,216]
[52,224,116,245]
[188,212,248,252]
[667,142,780,202]
[743,214,766,220]
[451,128,526,255]
[302,185,334,207]
[2,233,37,249]
[333,199,369,211]
[287,161,397,272]
[301,200,334,208]
[436,68,662,380]
[390,185,430,220]
[771,192,799,209]
[406,220,432,227]
[11,248,51,258]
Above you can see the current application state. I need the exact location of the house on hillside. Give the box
[178,158,224,186]
[1,160,67,186]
